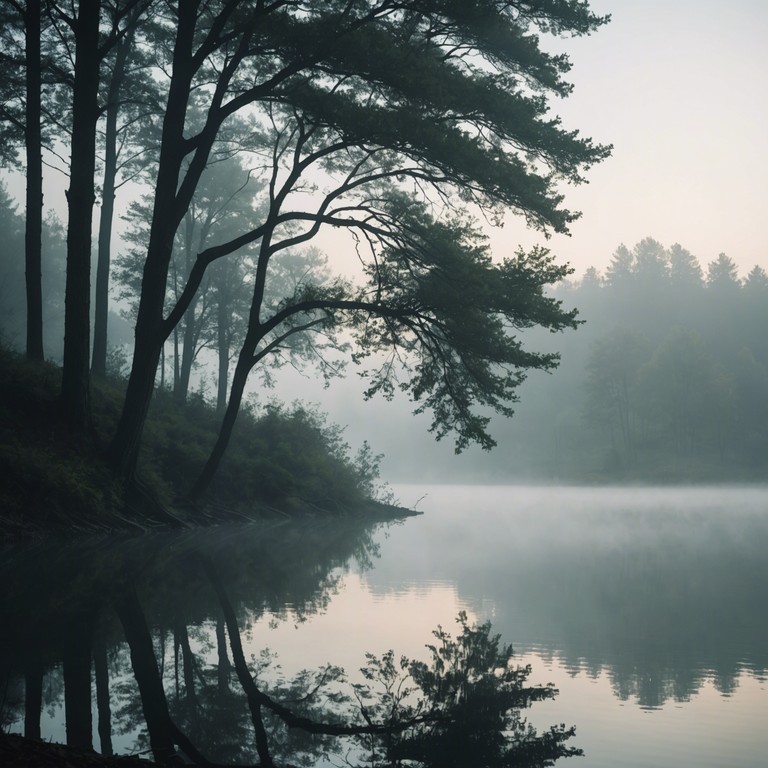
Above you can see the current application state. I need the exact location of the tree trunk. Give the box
[190,233,271,499]
[62,620,93,751]
[93,634,114,755]
[92,31,131,377]
[24,660,43,741]
[216,612,230,695]
[114,581,212,766]
[24,0,44,361]
[216,298,229,417]
[189,351,252,499]
[61,0,101,429]
[108,5,198,480]
[107,336,164,480]
[114,583,177,763]
[175,298,198,402]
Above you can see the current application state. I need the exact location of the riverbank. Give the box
[0,348,411,541]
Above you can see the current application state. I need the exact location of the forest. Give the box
[477,238,768,482]
[0,0,611,527]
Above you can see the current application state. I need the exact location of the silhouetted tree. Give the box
[584,328,650,463]
[1,0,44,360]
[105,0,611,489]
[92,0,159,377]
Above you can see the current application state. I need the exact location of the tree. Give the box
[632,237,668,288]
[1,0,45,360]
[583,327,650,464]
[116,153,270,404]
[744,264,768,292]
[580,266,603,291]
[190,133,582,497]
[637,327,722,457]
[49,0,150,427]
[92,0,159,377]
[0,183,68,355]
[59,0,102,428]
[106,0,611,487]
[706,252,740,290]
[667,243,703,289]
[604,243,633,288]
[703,252,743,362]
[741,265,768,372]
[355,612,582,768]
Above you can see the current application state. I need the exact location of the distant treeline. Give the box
[489,238,768,481]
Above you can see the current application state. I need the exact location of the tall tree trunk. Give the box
[216,297,229,417]
[92,31,131,377]
[24,0,44,361]
[93,634,114,755]
[114,581,212,766]
[189,351,253,499]
[24,660,43,741]
[175,298,198,402]
[190,233,272,499]
[62,618,94,751]
[216,612,230,695]
[107,5,198,480]
[61,0,101,428]
[114,584,178,763]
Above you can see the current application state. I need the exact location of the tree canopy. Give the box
[1,0,612,499]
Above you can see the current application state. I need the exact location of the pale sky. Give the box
[495,0,768,278]
[9,1,765,281]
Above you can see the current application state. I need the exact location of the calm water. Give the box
[2,485,767,766]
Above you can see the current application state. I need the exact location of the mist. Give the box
[1,3,767,768]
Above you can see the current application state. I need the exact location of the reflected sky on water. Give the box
[2,484,767,766]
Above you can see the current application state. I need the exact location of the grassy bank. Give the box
[0,347,405,539]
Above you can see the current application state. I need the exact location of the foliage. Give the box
[349,203,579,451]
[0,183,66,358]
[0,345,394,538]
[136,391,388,514]
[351,612,582,767]
[2,0,612,509]
[103,0,610,485]
[478,237,768,482]
[0,346,125,534]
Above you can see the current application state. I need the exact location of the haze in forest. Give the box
[1,0,766,498]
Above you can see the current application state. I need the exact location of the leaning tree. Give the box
[105,0,611,487]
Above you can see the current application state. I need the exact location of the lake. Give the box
[2,484,767,766]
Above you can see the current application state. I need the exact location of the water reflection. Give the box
[369,486,768,710]
[0,518,581,767]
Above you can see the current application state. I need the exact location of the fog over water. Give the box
[3,484,766,766]
[1,2,766,765]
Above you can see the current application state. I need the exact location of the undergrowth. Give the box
[0,346,396,539]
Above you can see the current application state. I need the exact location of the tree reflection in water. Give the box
[0,520,582,767]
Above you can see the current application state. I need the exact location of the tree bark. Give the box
[216,298,229,418]
[189,351,252,499]
[108,4,198,480]
[92,29,131,377]
[62,620,93,751]
[114,583,178,764]
[175,296,199,402]
[114,581,213,766]
[24,0,44,361]
[23,661,43,741]
[61,0,101,428]
[93,634,114,756]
